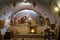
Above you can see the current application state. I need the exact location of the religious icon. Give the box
[20,16,27,23]
[0,20,4,29]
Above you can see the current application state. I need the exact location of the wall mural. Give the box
[10,9,44,26]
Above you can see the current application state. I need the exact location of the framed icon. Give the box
[0,20,4,29]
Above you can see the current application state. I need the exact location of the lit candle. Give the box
[31,29,34,33]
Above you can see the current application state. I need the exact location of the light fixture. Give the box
[57,1,60,8]
[24,0,26,2]
[54,7,59,12]
[31,29,34,33]
[58,3,60,8]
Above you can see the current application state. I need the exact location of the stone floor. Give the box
[10,38,44,40]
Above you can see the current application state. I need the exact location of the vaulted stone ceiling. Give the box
[0,0,57,10]
[0,0,17,10]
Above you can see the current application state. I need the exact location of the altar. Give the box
[15,34,44,38]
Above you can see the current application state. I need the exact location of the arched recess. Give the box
[10,8,46,26]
